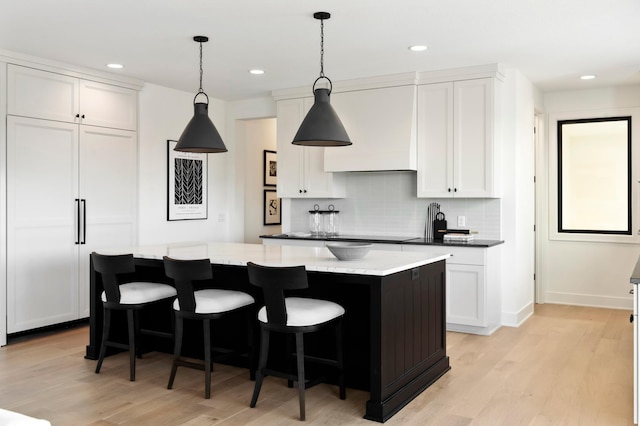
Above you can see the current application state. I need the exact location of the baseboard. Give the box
[501,302,534,327]
[544,291,632,310]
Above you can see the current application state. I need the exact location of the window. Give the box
[557,116,631,234]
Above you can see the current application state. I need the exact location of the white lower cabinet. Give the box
[402,244,501,335]
[6,116,137,333]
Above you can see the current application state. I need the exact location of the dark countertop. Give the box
[260,233,504,248]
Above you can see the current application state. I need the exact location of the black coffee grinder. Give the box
[433,211,447,241]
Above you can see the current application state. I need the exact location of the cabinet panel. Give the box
[8,64,79,123]
[417,78,499,198]
[454,79,495,197]
[6,116,80,332]
[8,65,137,131]
[417,83,453,197]
[446,264,485,327]
[80,80,137,130]
[6,118,138,329]
[78,127,137,317]
[326,85,417,171]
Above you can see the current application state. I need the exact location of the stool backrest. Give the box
[163,256,213,313]
[246,262,308,326]
[91,252,136,304]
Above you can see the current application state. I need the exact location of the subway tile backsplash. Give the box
[288,171,502,240]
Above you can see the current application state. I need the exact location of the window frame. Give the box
[557,116,632,235]
[548,108,640,244]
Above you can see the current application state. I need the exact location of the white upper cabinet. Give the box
[79,80,137,130]
[276,98,345,198]
[324,85,418,172]
[8,64,137,131]
[417,78,501,198]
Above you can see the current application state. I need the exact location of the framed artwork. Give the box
[263,150,277,187]
[167,140,208,220]
[263,189,281,225]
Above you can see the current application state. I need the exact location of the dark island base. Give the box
[86,258,450,422]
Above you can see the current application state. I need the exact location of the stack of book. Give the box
[443,233,475,242]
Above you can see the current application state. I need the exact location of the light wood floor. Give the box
[0,304,634,425]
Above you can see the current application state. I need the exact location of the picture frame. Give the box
[167,140,208,221]
[263,189,281,225]
[263,150,277,187]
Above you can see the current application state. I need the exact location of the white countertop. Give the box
[98,242,450,277]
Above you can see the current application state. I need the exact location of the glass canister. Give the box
[323,204,339,236]
[309,204,324,237]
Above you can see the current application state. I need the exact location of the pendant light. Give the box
[292,12,351,147]
[174,36,227,153]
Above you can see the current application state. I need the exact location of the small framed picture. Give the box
[263,150,277,187]
[263,189,281,225]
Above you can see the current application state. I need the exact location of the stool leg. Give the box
[134,310,142,359]
[127,309,136,381]
[204,319,212,399]
[286,334,294,388]
[246,311,256,381]
[295,332,306,421]
[167,314,182,390]
[95,306,110,374]
[336,319,346,400]
[250,327,269,408]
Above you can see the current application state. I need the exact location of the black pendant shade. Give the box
[293,12,351,147]
[175,102,227,153]
[292,88,351,146]
[174,35,227,153]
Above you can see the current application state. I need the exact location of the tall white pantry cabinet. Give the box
[5,64,139,333]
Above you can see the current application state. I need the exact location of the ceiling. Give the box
[1,0,639,101]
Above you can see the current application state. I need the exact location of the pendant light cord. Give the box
[319,18,325,78]
[198,40,204,94]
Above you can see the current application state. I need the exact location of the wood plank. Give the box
[0,304,634,425]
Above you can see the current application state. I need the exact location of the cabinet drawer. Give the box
[402,244,485,265]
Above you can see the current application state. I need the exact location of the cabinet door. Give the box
[417,83,454,197]
[78,127,138,317]
[453,79,496,197]
[326,85,418,171]
[79,80,137,130]
[446,264,486,327]
[276,98,307,197]
[8,65,79,123]
[6,116,80,332]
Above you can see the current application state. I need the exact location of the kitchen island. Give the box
[85,242,451,422]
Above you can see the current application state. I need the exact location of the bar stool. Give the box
[162,256,255,399]
[246,262,346,421]
[91,252,177,381]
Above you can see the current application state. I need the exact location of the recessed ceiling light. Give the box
[409,45,427,52]
[580,74,596,80]
[249,69,265,75]
[107,63,124,69]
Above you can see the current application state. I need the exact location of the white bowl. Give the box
[326,242,372,261]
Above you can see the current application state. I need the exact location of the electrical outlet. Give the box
[457,215,466,227]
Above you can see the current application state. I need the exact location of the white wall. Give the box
[240,118,280,243]
[137,83,232,245]
[500,69,537,326]
[540,85,640,309]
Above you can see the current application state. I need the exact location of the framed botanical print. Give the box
[263,189,281,225]
[167,140,208,220]
[263,150,277,187]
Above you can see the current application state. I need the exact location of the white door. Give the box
[77,126,138,317]
[79,80,138,131]
[6,116,80,332]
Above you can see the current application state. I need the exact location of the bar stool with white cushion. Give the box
[91,252,177,381]
[162,256,255,399]
[246,262,346,421]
